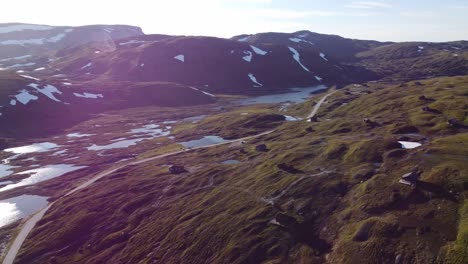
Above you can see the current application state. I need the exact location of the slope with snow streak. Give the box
[250,45,267,55]
[242,51,253,62]
[28,84,62,102]
[288,47,310,72]
[248,73,263,87]
[320,53,328,61]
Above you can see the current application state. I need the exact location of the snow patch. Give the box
[10,100,16,106]
[248,73,263,87]
[0,55,32,62]
[174,54,185,62]
[15,90,38,105]
[6,62,36,69]
[242,51,253,62]
[238,35,251,42]
[80,62,92,70]
[288,47,310,72]
[0,31,71,46]
[0,25,53,34]
[28,83,62,102]
[398,141,422,149]
[119,40,147,46]
[319,53,328,61]
[250,45,267,55]
[19,75,40,81]
[189,87,215,97]
[73,92,103,99]
[33,67,45,71]
[315,76,323,82]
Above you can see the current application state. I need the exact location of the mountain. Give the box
[232,30,389,62]
[355,41,468,80]
[0,23,143,70]
[10,75,468,264]
[49,34,377,94]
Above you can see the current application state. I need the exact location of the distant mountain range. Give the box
[0,23,466,138]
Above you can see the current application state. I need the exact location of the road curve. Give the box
[3,91,335,264]
[306,89,336,119]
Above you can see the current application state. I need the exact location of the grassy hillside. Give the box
[15,75,467,263]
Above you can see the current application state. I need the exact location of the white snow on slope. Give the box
[174,54,185,62]
[297,33,309,38]
[119,40,147,46]
[33,67,45,71]
[398,141,422,149]
[248,73,263,87]
[19,75,40,81]
[243,51,253,62]
[288,47,310,72]
[315,76,323,82]
[320,53,328,61]
[0,25,53,34]
[189,87,215,97]
[15,90,38,105]
[0,30,71,46]
[289,38,314,45]
[289,38,302,43]
[0,55,32,62]
[6,62,36,69]
[73,92,103,99]
[250,45,267,55]
[28,83,62,102]
[80,63,92,70]
[10,100,16,106]
[238,35,251,42]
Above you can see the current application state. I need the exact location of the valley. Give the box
[0,22,466,264]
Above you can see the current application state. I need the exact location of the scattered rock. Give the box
[392,125,419,134]
[309,116,318,122]
[395,254,403,264]
[169,165,187,174]
[421,106,441,114]
[447,118,459,127]
[385,141,402,150]
[305,126,315,133]
[333,127,352,133]
[363,118,381,128]
[399,170,421,186]
[255,144,268,152]
[414,81,423,86]
[239,148,247,154]
[277,163,302,174]
[418,95,435,102]
[275,213,298,228]
[385,149,406,158]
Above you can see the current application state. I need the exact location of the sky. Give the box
[1,0,467,42]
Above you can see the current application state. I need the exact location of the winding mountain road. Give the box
[2,90,335,264]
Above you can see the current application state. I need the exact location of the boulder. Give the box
[399,170,421,185]
[275,213,298,228]
[447,118,459,127]
[305,126,315,133]
[255,144,268,152]
[277,163,302,174]
[385,149,406,158]
[385,141,402,150]
[169,165,187,174]
[418,95,435,102]
[309,116,318,122]
[414,81,423,86]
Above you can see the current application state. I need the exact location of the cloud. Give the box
[346,1,391,9]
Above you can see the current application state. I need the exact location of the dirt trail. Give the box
[3,91,335,264]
